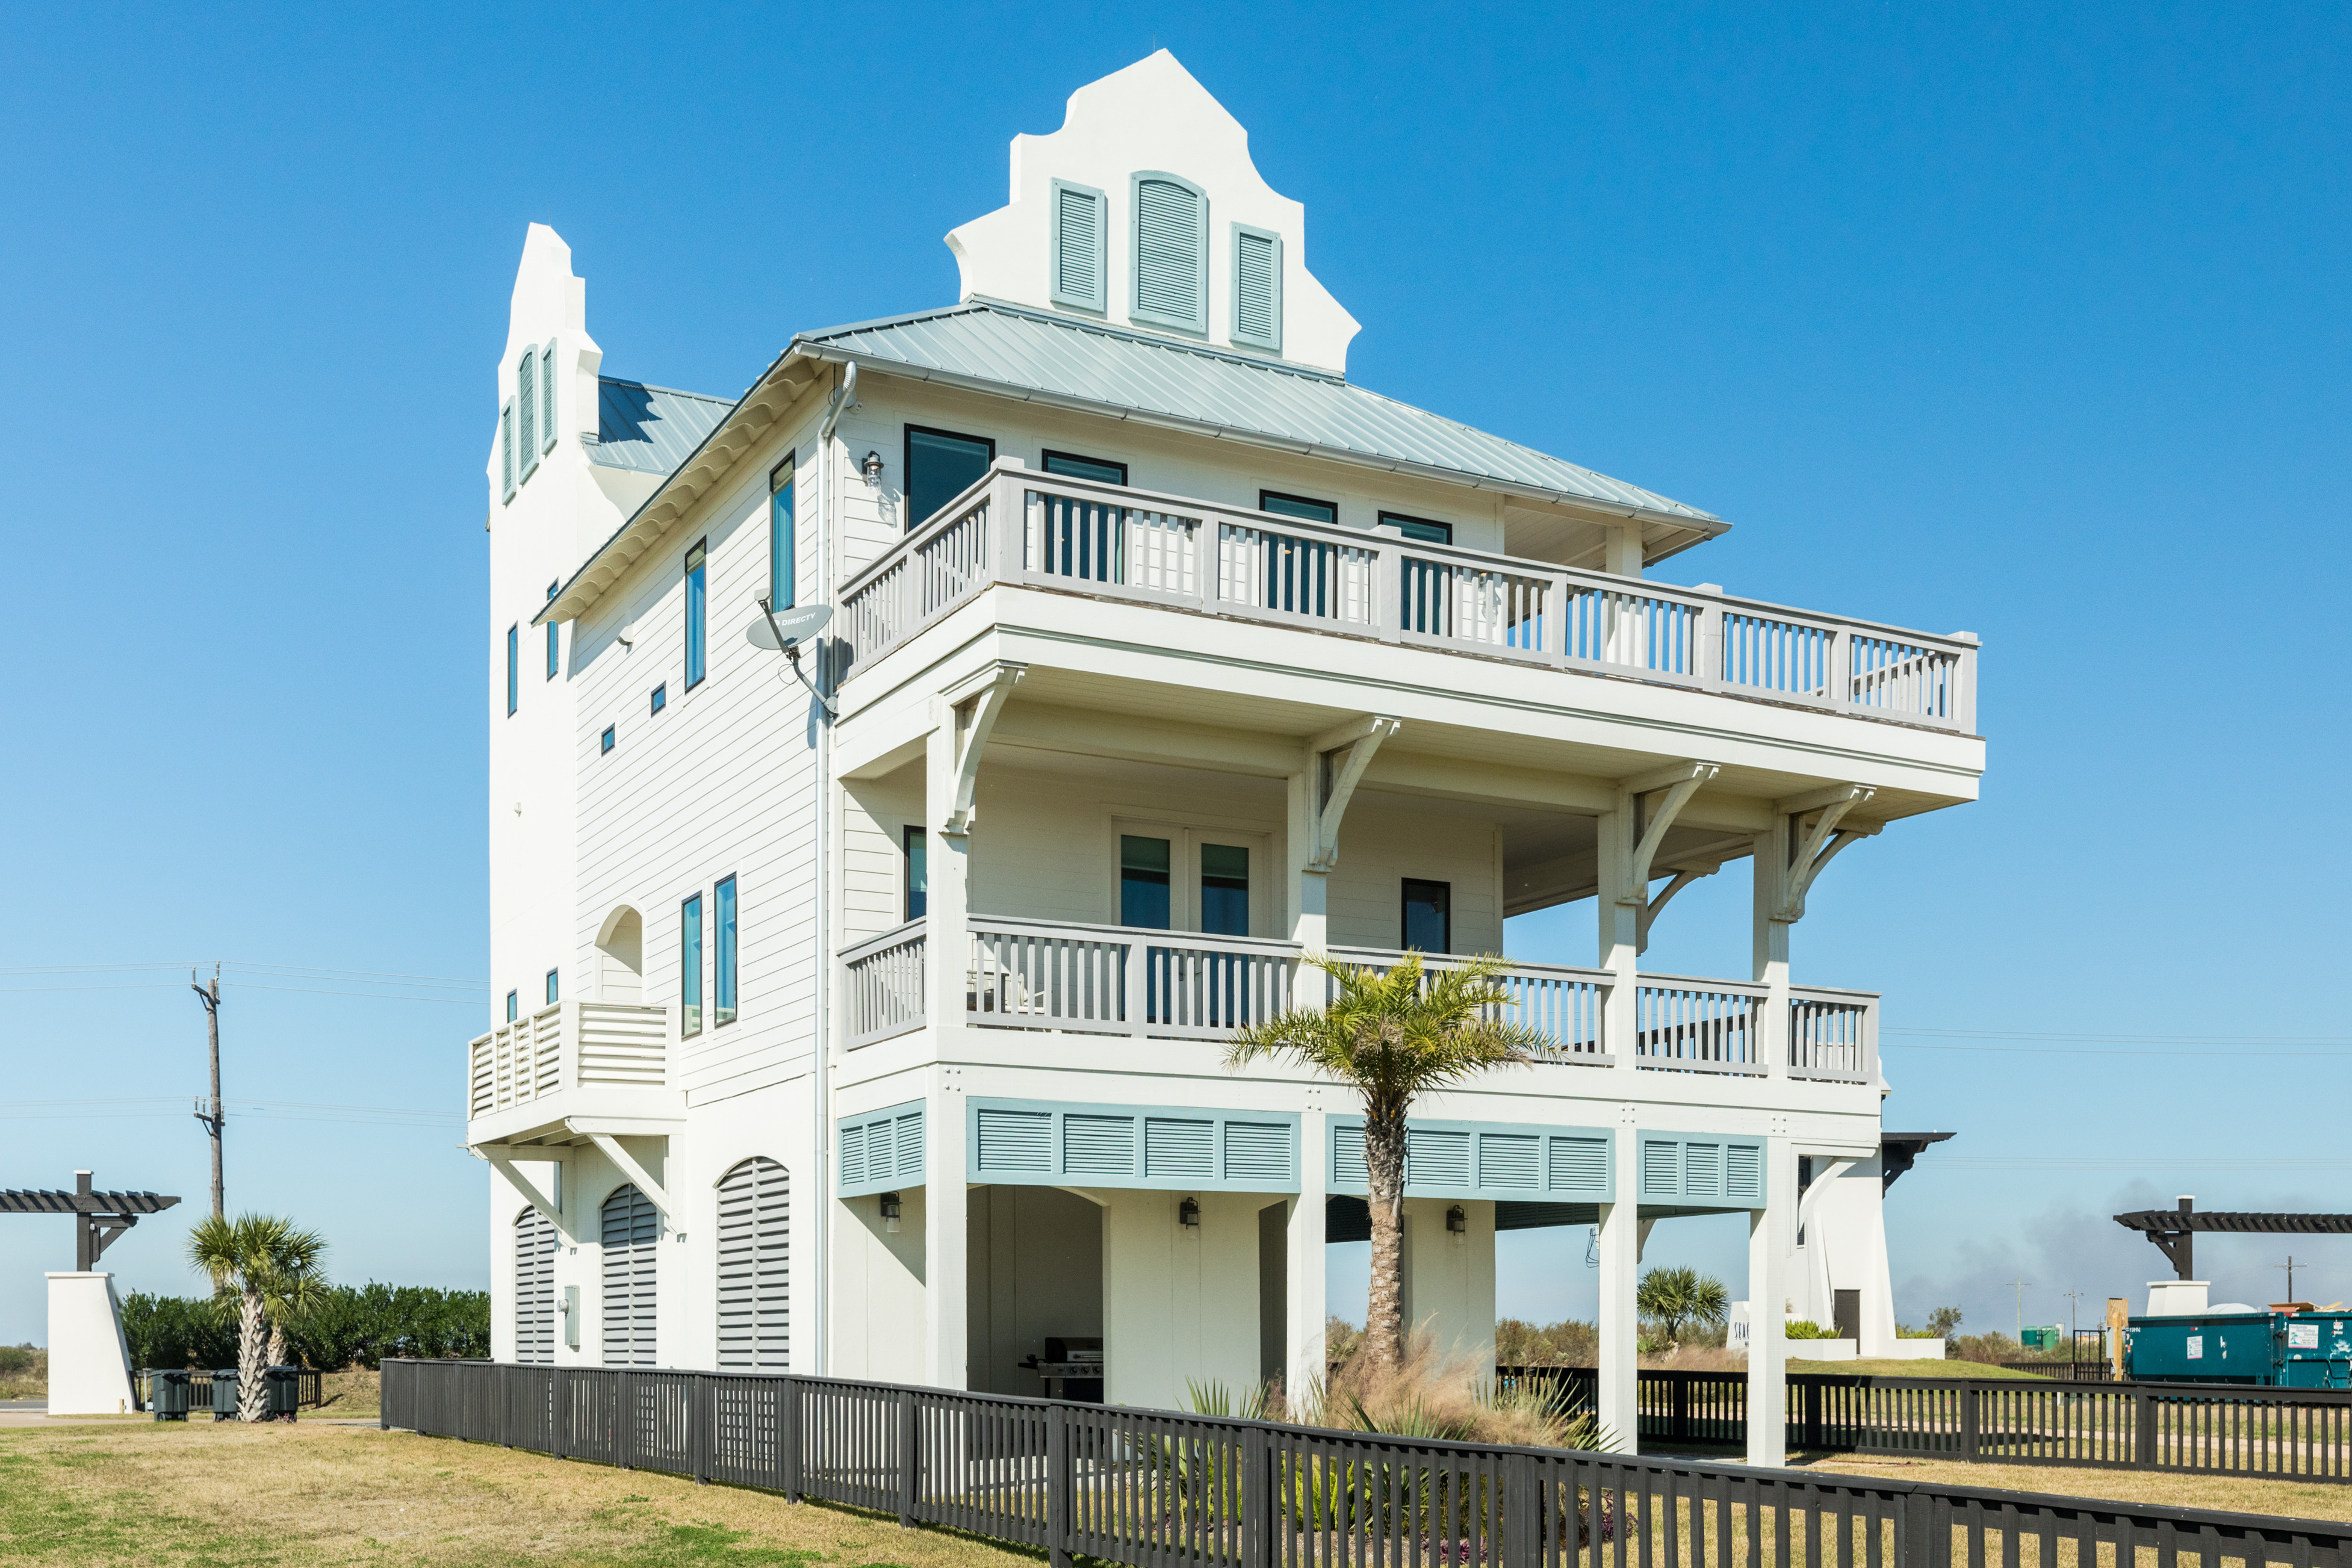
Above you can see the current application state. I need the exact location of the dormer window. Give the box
[1050,181,1107,314]
[1230,225,1282,353]
[1131,172,1207,334]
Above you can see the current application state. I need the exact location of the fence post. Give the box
[1242,1423,1274,1568]
[1959,1383,1979,1463]
[500,1363,514,1448]
[693,1374,710,1486]
[1503,1451,1539,1568]
[2135,1386,2157,1469]
[1047,1402,1073,1568]
[780,1375,802,1501]
[1805,1380,1823,1452]
[896,1389,919,1529]
[618,1370,636,1471]
[551,1366,571,1460]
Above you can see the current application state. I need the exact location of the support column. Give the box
[1746,1139,1790,1466]
[1286,1108,1329,1406]
[1288,764,1329,1007]
[1751,819,1791,1079]
[922,1077,969,1390]
[1597,803,1641,1070]
[1595,1131,1640,1454]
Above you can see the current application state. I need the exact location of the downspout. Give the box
[810,361,855,1374]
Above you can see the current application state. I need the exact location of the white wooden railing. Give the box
[1787,986,1879,1084]
[835,464,1978,732]
[465,1001,670,1121]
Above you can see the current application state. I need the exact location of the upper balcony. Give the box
[836,463,1976,737]
[464,999,682,1147]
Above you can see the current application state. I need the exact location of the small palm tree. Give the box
[187,1214,326,1421]
[1225,953,1543,1371]
[1635,1265,1730,1349]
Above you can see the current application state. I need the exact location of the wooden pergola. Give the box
[1,1171,181,1270]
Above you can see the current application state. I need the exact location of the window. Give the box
[506,990,518,1023]
[904,426,994,533]
[600,725,615,754]
[500,403,515,500]
[903,828,927,921]
[1132,172,1208,333]
[1200,843,1250,937]
[506,625,518,715]
[517,349,537,473]
[769,456,796,611]
[1050,179,1108,313]
[1042,450,1128,486]
[1382,512,1453,546]
[684,539,707,689]
[680,893,703,1037]
[714,875,737,1027]
[1260,490,1336,525]
[545,968,560,1005]
[1230,224,1283,352]
[1120,835,1172,929]
[540,341,558,454]
[545,582,559,679]
[1402,879,1452,954]
[650,684,666,714]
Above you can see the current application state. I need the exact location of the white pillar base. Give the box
[46,1272,136,1416]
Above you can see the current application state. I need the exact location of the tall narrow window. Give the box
[1200,844,1250,937]
[714,875,737,1027]
[1231,225,1283,352]
[680,893,704,1037]
[500,403,515,500]
[545,582,559,678]
[1132,173,1208,333]
[506,990,518,1023]
[769,456,796,611]
[1402,878,1452,953]
[1050,179,1108,313]
[904,426,994,533]
[1120,835,1172,929]
[545,968,559,1005]
[684,539,707,689]
[517,349,537,471]
[541,340,559,454]
[903,828,927,922]
[506,625,518,715]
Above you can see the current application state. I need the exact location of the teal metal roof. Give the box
[586,378,733,476]
[794,300,1717,524]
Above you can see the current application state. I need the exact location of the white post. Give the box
[1288,763,1327,1008]
[923,1073,969,1391]
[1595,1134,1640,1454]
[1597,801,1641,1068]
[923,709,972,1391]
[1746,1139,1791,1466]
[1752,820,1791,1077]
[1287,1108,1330,1407]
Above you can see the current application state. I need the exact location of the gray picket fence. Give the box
[383,1359,2352,1568]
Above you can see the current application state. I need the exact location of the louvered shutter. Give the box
[517,349,536,471]
[541,339,559,454]
[1231,226,1282,352]
[717,1157,790,1372]
[513,1208,556,1365]
[1132,175,1206,332]
[600,1183,659,1366]
[1051,182,1106,313]
[500,403,514,498]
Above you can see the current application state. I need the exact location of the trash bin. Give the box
[147,1369,191,1422]
[261,1366,301,1422]
[212,1368,241,1421]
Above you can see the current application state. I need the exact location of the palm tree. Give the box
[1635,1265,1730,1348]
[187,1213,327,1421]
[1225,953,1543,1371]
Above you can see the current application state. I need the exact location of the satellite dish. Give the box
[745,602,834,651]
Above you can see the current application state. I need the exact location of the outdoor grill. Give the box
[1019,1336,1103,1402]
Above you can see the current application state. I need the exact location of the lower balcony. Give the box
[837,916,1876,1084]
[464,1000,683,1145]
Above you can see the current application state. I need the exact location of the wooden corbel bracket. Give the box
[1618,762,1721,906]
[941,662,1028,837]
[1306,715,1401,872]
[1775,785,1879,923]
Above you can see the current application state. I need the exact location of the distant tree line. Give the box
[122,1283,489,1371]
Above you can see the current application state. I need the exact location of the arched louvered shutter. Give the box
[1131,173,1206,333]
[513,1207,557,1365]
[500,403,515,500]
[541,339,559,454]
[517,349,537,474]
[716,1156,790,1371]
[600,1183,659,1366]
[1231,225,1282,353]
[1051,181,1106,314]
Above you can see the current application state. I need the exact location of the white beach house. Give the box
[470,51,1981,1464]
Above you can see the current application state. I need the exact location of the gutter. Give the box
[810,362,855,1376]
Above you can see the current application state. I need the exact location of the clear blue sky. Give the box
[4,3,2346,1347]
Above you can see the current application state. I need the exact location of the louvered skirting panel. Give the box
[600,1184,659,1367]
[966,1099,1298,1192]
[513,1207,556,1365]
[837,1102,926,1196]
[1331,1119,1616,1203]
[1639,1133,1768,1208]
[716,1156,789,1374]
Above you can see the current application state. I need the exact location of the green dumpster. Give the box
[147,1369,191,1422]
[211,1369,240,1421]
[261,1366,300,1422]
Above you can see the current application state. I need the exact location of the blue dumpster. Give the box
[2126,1309,2352,1387]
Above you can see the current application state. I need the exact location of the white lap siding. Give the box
[601,1185,660,1365]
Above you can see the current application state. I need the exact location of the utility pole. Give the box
[2062,1288,2087,1362]
[190,965,224,1218]
[2277,1256,2304,1302]
[2009,1277,2033,1343]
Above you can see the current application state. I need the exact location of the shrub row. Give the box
[122,1283,489,1370]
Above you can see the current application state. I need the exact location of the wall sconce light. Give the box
[861,450,885,484]
[1446,1204,1468,1235]
[880,1192,902,1233]
[1178,1197,1201,1230]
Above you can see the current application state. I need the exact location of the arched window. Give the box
[514,1207,557,1365]
[601,1183,659,1366]
[716,1157,790,1371]
[596,906,644,1002]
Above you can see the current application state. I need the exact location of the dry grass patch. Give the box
[0,1419,1045,1567]
[1795,1452,2352,1525]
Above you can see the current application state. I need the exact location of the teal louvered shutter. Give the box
[1064,1114,1135,1177]
[1548,1136,1609,1194]
[1684,1141,1722,1200]
[1230,225,1282,352]
[1407,1128,1472,1190]
[1144,1117,1215,1180]
[1333,1123,1369,1188]
[1051,181,1107,312]
[1477,1133,1541,1191]
[1132,173,1207,332]
[977,1108,1052,1174]
[1726,1142,1763,1204]
[541,339,559,453]
[839,1123,866,1189]
[1221,1121,1292,1187]
[1642,1138,1681,1198]
[517,349,536,471]
[895,1111,924,1180]
[500,403,514,498]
